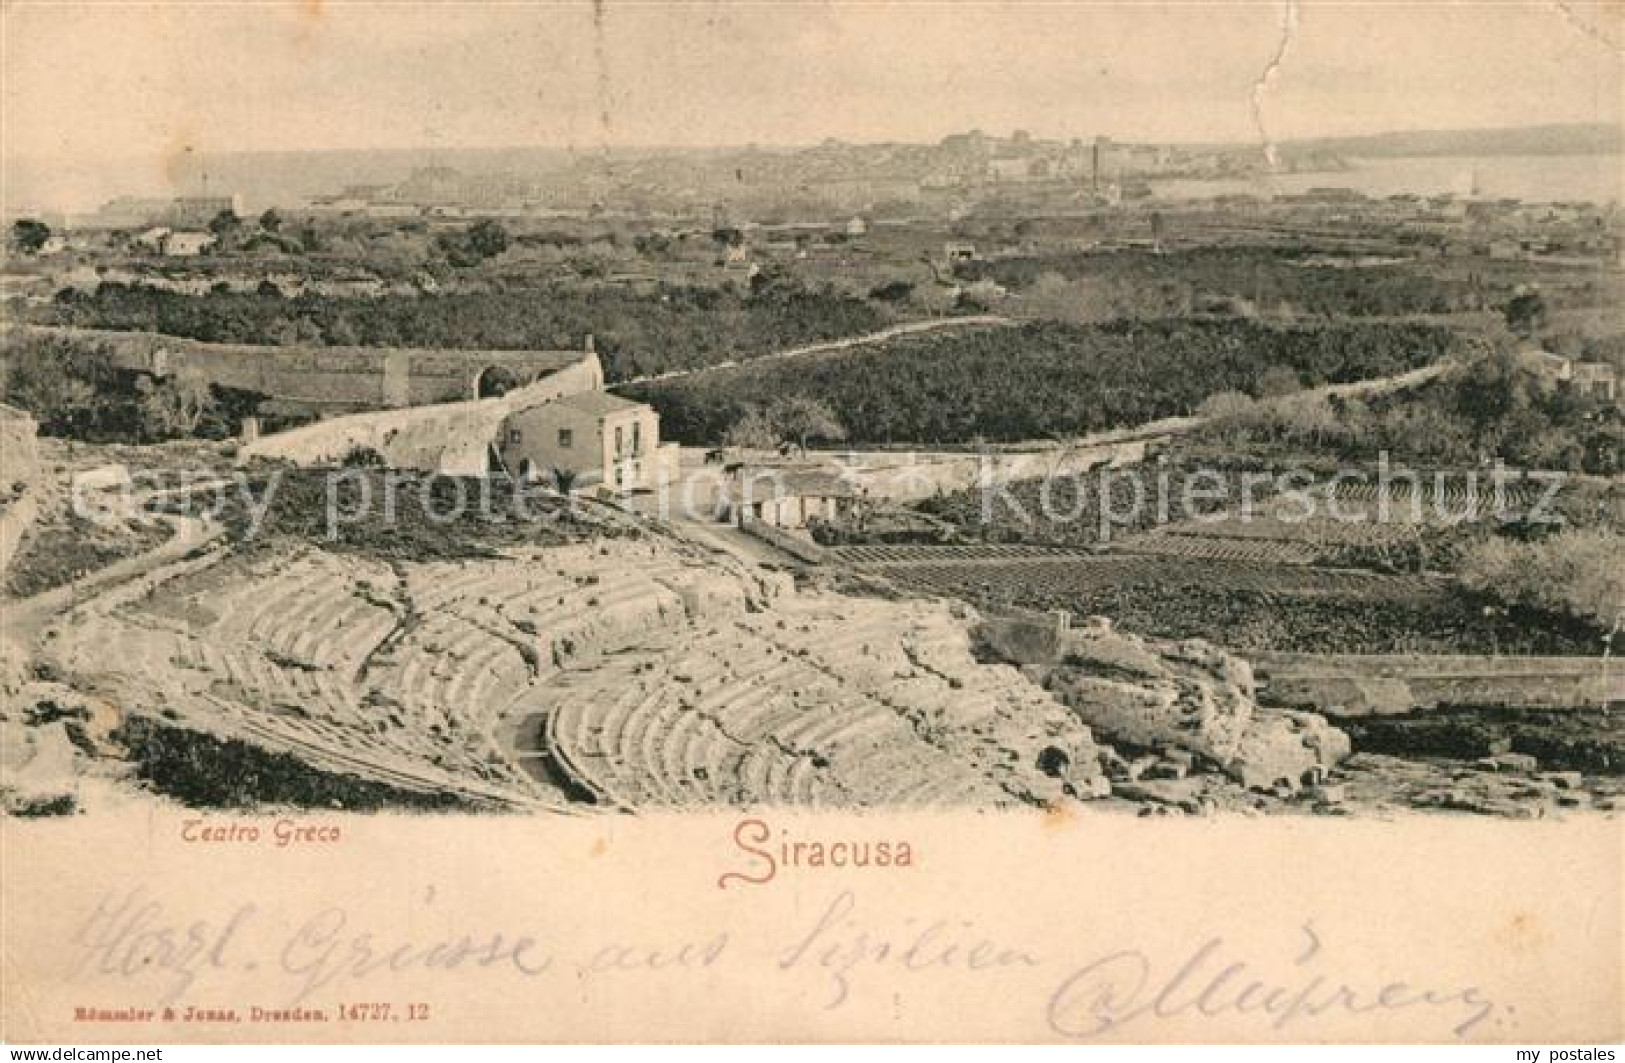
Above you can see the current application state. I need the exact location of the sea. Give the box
[1150,154,1624,206]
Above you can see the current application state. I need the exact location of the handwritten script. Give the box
[62,886,1509,1040]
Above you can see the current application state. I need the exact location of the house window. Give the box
[614,426,625,456]
[558,428,573,449]
[632,422,642,455]
[507,428,522,445]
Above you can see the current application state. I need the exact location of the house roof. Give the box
[728,466,864,502]
[1518,348,1571,375]
[553,390,650,417]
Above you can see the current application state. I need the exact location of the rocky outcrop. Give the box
[1,719,80,816]
[0,404,40,580]
[979,613,1350,791]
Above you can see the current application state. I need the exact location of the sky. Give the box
[3,0,1622,209]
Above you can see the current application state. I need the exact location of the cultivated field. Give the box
[859,554,1603,656]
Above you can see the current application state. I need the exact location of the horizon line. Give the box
[7,119,1620,165]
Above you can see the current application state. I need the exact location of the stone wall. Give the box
[839,440,1150,503]
[13,326,599,410]
[978,613,1350,790]
[238,357,606,474]
[1251,652,1623,715]
[976,609,1073,666]
[738,514,827,564]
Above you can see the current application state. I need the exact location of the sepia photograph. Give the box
[1,0,1621,1048]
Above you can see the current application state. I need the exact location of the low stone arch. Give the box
[475,364,529,399]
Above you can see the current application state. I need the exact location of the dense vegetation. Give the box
[960,245,1621,320]
[913,462,1249,546]
[0,333,255,443]
[1459,527,1624,629]
[626,318,1458,445]
[1195,343,1625,474]
[114,716,476,810]
[880,557,1604,655]
[182,470,630,560]
[40,276,889,381]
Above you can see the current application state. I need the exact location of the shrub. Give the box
[1458,527,1625,630]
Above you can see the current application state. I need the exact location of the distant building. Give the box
[160,231,215,257]
[1519,350,1620,403]
[80,193,241,230]
[721,242,756,274]
[723,468,864,530]
[168,195,241,228]
[845,216,869,237]
[987,157,1035,182]
[943,241,978,264]
[1572,362,1619,403]
[497,391,667,493]
[131,226,171,252]
[1519,348,1573,383]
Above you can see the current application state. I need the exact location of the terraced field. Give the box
[1106,477,1553,567]
[833,465,1603,658]
[867,555,1603,656]
[832,543,1098,566]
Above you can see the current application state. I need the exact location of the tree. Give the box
[766,397,846,456]
[1197,391,1258,421]
[466,219,510,260]
[3,336,114,434]
[723,407,779,451]
[868,280,915,303]
[1254,365,1302,398]
[438,219,510,267]
[258,208,283,234]
[1460,528,1625,629]
[341,445,388,468]
[137,369,214,439]
[208,209,243,239]
[1448,341,1538,445]
[1503,287,1547,338]
[476,365,526,398]
[11,218,51,254]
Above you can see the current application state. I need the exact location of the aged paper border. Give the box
[3,808,1620,1043]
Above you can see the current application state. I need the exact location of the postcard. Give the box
[2,0,1621,1045]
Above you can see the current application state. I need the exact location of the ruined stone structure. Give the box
[978,611,1351,790]
[0,404,40,577]
[42,536,1108,809]
[1252,652,1624,715]
[22,326,601,411]
[237,358,606,474]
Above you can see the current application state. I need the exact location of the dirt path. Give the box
[612,314,1014,387]
[997,361,1450,453]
